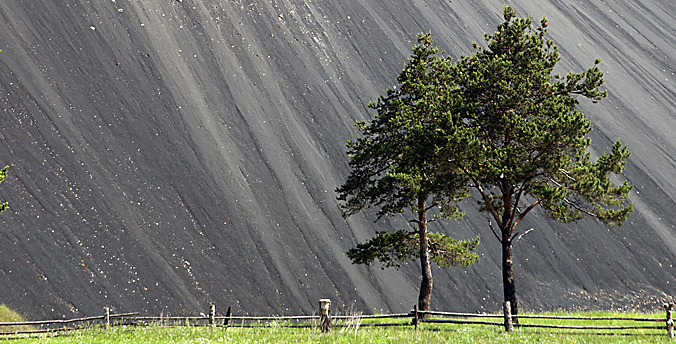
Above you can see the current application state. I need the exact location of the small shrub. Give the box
[0,304,34,333]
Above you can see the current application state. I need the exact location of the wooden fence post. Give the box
[413,304,419,331]
[209,304,216,327]
[105,307,110,328]
[666,303,674,338]
[224,306,232,327]
[319,299,331,333]
[503,301,513,333]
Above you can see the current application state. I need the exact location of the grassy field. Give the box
[3,311,673,344]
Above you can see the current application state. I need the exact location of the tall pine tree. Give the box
[337,34,479,312]
[445,6,633,317]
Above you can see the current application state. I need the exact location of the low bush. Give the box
[0,304,34,333]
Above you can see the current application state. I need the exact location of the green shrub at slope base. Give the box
[0,304,34,333]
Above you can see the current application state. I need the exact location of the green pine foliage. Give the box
[346,229,479,269]
[338,33,467,221]
[338,5,633,316]
[337,33,480,311]
[448,6,631,228]
[442,6,633,316]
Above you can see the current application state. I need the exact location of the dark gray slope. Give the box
[0,0,674,319]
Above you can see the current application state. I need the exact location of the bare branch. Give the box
[488,219,502,243]
[546,175,563,188]
[513,199,540,229]
[509,179,528,230]
[564,198,600,218]
[512,228,535,247]
[558,168,577,182]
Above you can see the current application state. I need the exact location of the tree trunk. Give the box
[417,197,433,314]
[500,182,519,320]
[501,229,518,321]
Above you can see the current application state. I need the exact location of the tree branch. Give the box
[511,228,534,247]
[559,168,577,182]
[488,219,502,243]
[509,179,528,230]
[462,166,501,225]
[564,198,600,218]
[513,199,540,229]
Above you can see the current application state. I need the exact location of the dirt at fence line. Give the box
[562,288,676,314]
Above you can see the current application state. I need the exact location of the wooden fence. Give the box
[1,301,673,339]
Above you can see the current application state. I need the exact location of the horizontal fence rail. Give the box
[515,314,664,321]
[0,312,139,336]
[418,303,669,333]
[0,312,139,327]
[0,301,673,339]
[423,311,503,318]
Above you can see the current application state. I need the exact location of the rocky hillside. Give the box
[0,0,675,319]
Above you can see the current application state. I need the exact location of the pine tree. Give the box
[445,6,633,317]
[337,34,479,312]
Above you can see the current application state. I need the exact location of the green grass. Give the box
[4,311,673,343]
[0,304,34,333]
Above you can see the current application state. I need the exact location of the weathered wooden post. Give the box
[224,306,232,327]
[105,307,110,328]
[319,299,331,333]
[209,304,216,327]
[413,304,418,331]
[503,301,513,333]
[666,303,674,338]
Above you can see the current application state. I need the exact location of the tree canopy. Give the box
[443,6,633,316]
[338,6,633,314]
[337,34,479,312]
[338,6,633,315]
